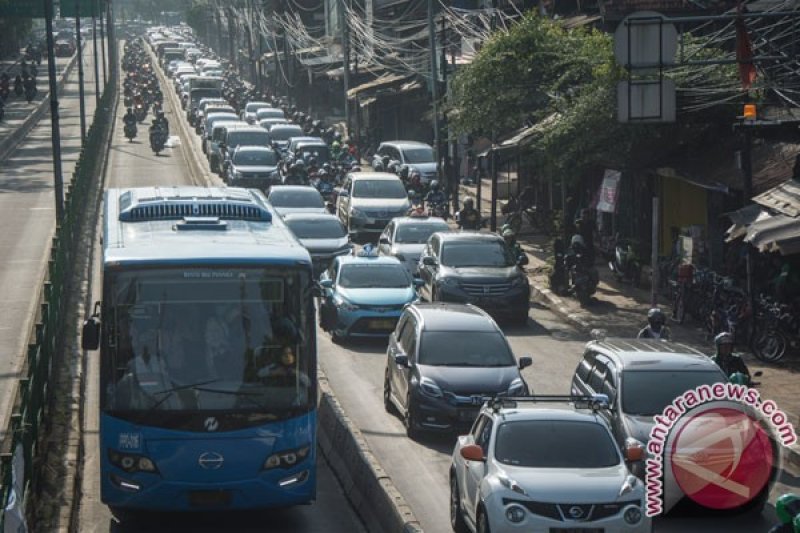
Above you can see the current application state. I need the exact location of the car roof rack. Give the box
[490,394,610,413]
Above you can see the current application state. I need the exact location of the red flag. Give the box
[736,4,757,90]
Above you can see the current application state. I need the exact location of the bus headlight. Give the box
[263,445,311,470]
[108,449,159,474]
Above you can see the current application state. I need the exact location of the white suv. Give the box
[449,395,652,533]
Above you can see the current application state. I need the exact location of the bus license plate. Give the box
[370,319,395,330]
[189,490,232,507]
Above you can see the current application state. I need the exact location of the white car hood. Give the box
[351,198,410,211]
[499,463,630,503]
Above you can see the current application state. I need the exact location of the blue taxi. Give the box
[318,245,422,340]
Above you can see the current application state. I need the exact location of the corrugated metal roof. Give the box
[753,179,800,218]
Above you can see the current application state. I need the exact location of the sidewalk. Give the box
[460,179,800,468]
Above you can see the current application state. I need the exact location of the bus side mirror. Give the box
[81,302,101,351]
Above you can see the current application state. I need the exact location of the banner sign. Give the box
[597,169,621,214]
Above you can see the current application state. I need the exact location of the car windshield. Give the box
[352,179,407,199]
[622,370,725,416]
[257,109,284,119]
[495,421,620,468]
[271,127,304,141]
[287,218,346,239]
[297,145,330,164]
[338,264,411,289]
[228,131,270,148]
[269,189,324,208]
[418,331,514,366]
[441,241,515,268]
[233,150,278,166]
[402,147,434,163]
[395,223,448,244]
[205,107,232,116]
[246,103,269,113]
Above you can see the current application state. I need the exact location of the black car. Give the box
[418,232,530,325]
[383,303,532,439]
[283,213,352,276]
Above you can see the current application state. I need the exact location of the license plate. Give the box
[550,529,603,533]
[458,409,479,421]
[188,490,232,507]
[369,319,395,329]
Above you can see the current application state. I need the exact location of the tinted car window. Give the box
[399,315,417,354]
[338,264,411,289]
[622,370,725,416]
[270,127,304,141]
[476,418,493,455]
[495,421,620,468]
[588,361,607,392]
[233,150,278,166]
[395,223,449,244]
[418,331,514,367]
[440,241,515,268]
[268,189,325,208]
[227,131,270,148]
[352,180,407,199]
[402,147,434,164]
[286,218,346,239]
[296,145,330,163]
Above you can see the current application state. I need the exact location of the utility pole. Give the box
[99,1,107,86]
[44,0,65,221]
[75,0,87,143]
[427,0,440,174]
[341,0,351,135]
[92,8,100,104]
[440,11,450,205]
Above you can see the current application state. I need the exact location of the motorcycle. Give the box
[607,235,641,286]
[24,83,36,103]
[134,103,147,122]
[149,125,167,155]
[14,79,23,97]
[548,238,569,296]
[427,199,449,219]
[124,121,137,142]
[567,251,599,305]
[314,178,335,203]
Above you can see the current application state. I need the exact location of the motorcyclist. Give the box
[425,180,446,209]
[637,308,672,340]
[710,332,751,383]
[294,159,308,183]
[153,111,169,137]
[407,191,426,217]
[307,157,319,177]
[457,198,481,230]
[502,228,524,262]
[23,76,36,102]
[768,494,800,533]
[330,140,343,161]
[284,163,304,185]
[13,75,23,96]
[123,107,137,126]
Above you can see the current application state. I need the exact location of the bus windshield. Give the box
[103,267,312,420]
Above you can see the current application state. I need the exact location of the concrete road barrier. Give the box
[318,371,423,533]
[0,52,79,162]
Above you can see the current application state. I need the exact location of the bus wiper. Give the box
[193,387,271,411]
[146,379,221,413]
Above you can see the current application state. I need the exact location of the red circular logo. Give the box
[670,407,775,510]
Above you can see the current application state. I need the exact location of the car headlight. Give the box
[419,376,443,398]
[108,449,158,473]
[505,505,526,523]
[230,170,242,180]
[506,378,526,396]
[511,275,529,288]
[334,294,358,311]
[350,207,366,219]
[623,505,642,525]
[263,445,311,470]
[498,474,528,496]
[618,474,640,497]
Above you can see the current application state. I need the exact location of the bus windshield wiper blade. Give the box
[146,379,221,414]
[193,387,271,410]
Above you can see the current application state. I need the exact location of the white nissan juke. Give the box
[449,395,652,533]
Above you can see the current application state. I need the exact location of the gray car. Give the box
[283,213,352,276]
[336,173,411,238]
[384,302,532,438]
[378,216,450,275]
[267,185,329,217]
[373,141,438,184]
[226,146,281,189]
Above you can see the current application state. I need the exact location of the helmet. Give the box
[322,163,332,171]
[317,169,328,177]
[570,234,585,248]
[714,332,734,347]
[331,141,341,151]
[777,494,800,524]
[308,157,317,167]
[464,197,474,208]
[728,372,748,385]
[350,165,362,172]
[334,131,342,140]
[430,180,439,191]
[399,166,409,179]
[793,514,800,533]
[294,159,305,169]
[382,155,391,166]
[647,308,665,326]
[502,228,515,240]
[410,169,421,180]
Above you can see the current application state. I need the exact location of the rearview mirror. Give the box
[421,256,437,266]
[517,254,529,266]
[414,278,424,288]
[518,356,532,370]
[460,444,485,462]
[394,354,408,367]
[379,236,390,245]
[338,189,349,198]
[81,302,101,351]
[318,279,333,289]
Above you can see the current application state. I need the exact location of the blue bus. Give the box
[82,186,317,515]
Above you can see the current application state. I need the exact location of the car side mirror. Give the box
[81,302,101,351]
[460,444,485,462]
[414,278,425,288]
[518,356,532,370]
[517,254,529,266]
[394,354,408,367]
[318,279,333,289]
[421,256,437,266]
[339,189,349,198]
[379,236,390,245]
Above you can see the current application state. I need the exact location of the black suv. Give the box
[418,232,530,325]
[383,303,532,439]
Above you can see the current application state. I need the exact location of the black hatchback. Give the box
[383,302,532,439]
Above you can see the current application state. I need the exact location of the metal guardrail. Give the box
[0,68,115,529]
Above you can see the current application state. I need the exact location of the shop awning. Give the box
[299,54,342,67]
[476,113,562,157]
[744,213,800,255]
[654,167,730,193]
[347,73,410,99]
[752,179,800,218]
